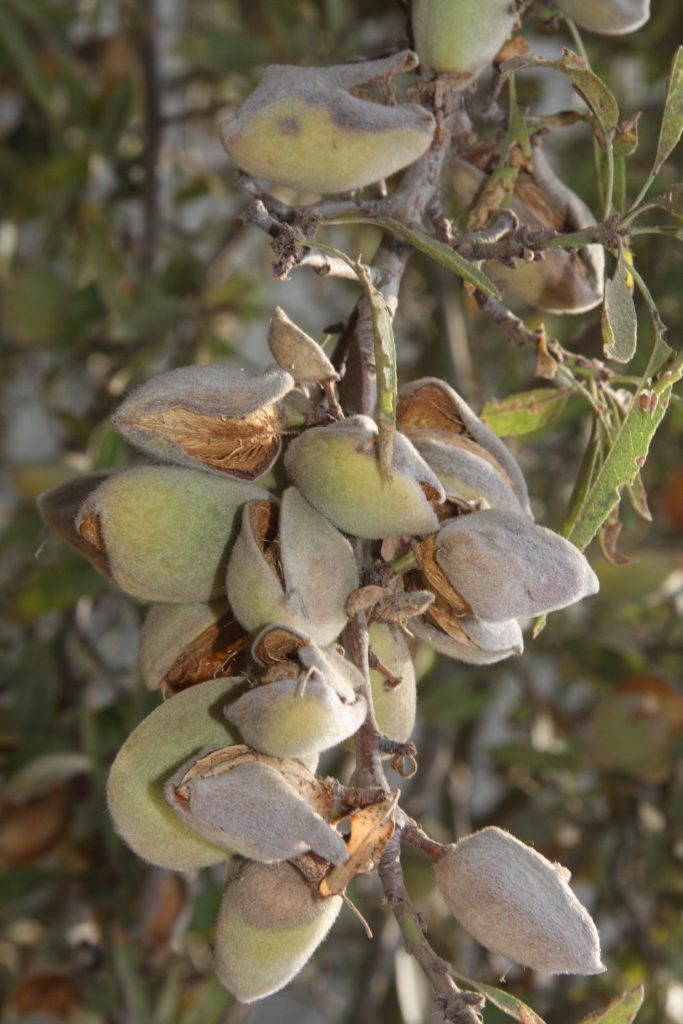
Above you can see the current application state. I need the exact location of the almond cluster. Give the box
[39,305,600,1000]
[34,0,653,997]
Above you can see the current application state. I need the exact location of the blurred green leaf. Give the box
[177,976,233,1024]
[375,217,501,296]
[419,679,491,724]
[565,351,683,551]
[3,270,70,347]
[352,258,396,477]
[121,288,187,336]
[625,471,651,522]
[333,216,501,297]
[587,697,672,782]
[653,47,683,176]
[15,557,109,619]
[85,218,135,317]
[480,387,574,436]
[579,985,644,1023]
[614,113,640,158]
[55,283,107,349]
[602,249,637,364]
[111,935,152,1021]
[648,183,683,221]
[491,743,580,773]
[502,51,619,137]
[452,973,546,1024]
[0,5,54,117]
[175,31,272,74]
[13,644,58,734]
[0,867,53,906]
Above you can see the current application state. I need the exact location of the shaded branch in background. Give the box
[137,0,162,266]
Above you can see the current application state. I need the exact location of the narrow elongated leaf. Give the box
[566,351,683,551]
[626,472,652,521]
[451,972,546,1024]
[579,985,644,1024]
[353,260,397,479]
[602,249,638,363]
[377,217,500,296]
[480,388,573,436]
[502,51,619,137]
[562,419,605,542]
[508,74,532,159]
[649,183,683,221]
[0,6,54,117]
[332,216,500,297]
[653,47,683,175]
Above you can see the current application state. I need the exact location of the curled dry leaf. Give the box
[112,365,294,480]
[0,754,90,870]
[12,972,79,1018]
[320,795,397,896]
[435,827,605,975]
[140,869,191,956]
[1,785,72,870]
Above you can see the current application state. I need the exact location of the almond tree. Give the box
[37,1,682,1021]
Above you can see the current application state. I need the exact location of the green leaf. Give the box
[3,269,70,347]
[602,248,638,363]
[588,698,670,781]
[175,30,272,74]
[502,51,619,137]
[451,972,546,1024]
[14,557,109,619]
[562,418,604,541]
[0,5,55,118]
[353,259,397,480]
[480,387,573,436]
[85,220,135,317]
[375,217,501,296]
[565,351,683,551]
[626,471,652,522]
[302,239,398,476]
[508,74,532,159]
[579,987,645,1023]
[177,976,233,1024]
[653,47,683,176]
[613,113,641,158]
[648,183,683,221]
[330,216,500,297]
[631,267,673,376]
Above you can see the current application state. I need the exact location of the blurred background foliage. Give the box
[0,1,682,1023]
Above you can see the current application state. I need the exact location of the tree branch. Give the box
[137,0,162,267]
[379,832,485,1024]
